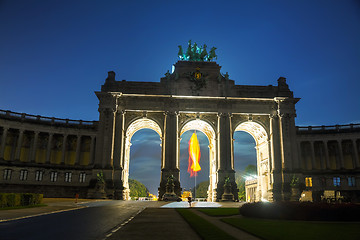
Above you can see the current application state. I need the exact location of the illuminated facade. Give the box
[1,60,359,201]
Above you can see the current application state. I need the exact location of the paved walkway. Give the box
[189,209,260,240]
[107,208,202,240]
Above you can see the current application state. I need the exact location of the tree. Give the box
[128,178,150,198]
[236,165,257,201]
[194,180,209,198]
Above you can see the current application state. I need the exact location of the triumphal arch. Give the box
[94,43,300,202]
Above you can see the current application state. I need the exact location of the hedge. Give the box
[239,202,360,221]
[0,193,43,208]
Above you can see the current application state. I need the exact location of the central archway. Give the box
[234,121,271,201]
[179,119,217,202]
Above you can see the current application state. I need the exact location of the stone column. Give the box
[113,111,125,170]
[323,140,330,169]
[30,131,40,163]
[269,114,282,201]
[229,114,234,170]
[163,112,177,170]
[15,129,24,161]
[351,139,360,168]
[159,111,181,198]
[175,112,180,170]
[216,112,237,201]
[75,135,82,165]
[60,134,68,165]
[89,135,96,165]
[45,133,53,164]
[310,141,316,170]
[0,127,9,159]
[113,111,125,199]
[318,142,326,170]
[278,114,293,170]
[94,109,106,168]
[94,92,118,169]
[337,140,345,169]
[297,141,303,170]
[122,137,132,200]
[95,108,116,168]
[218,113,232,170]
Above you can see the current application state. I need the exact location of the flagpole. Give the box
[194,173,196,201]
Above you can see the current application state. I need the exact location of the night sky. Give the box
[1,1,359,195]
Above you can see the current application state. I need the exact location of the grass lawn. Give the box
[222,217,360,240]
[198,208,239,216]
[176,209,236,240]
[0,204,47,211]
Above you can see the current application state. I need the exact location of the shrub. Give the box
[0,193,21,207]
[239,202,360,221]
[0,193,43,208]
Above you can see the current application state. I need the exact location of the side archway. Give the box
[122,118,162,200]
[234,121,271,201]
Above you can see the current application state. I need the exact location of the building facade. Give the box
[1,60,359,201]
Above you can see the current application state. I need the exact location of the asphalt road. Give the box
[0,200,165,240]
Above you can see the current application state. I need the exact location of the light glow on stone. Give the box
[235,121,268,145]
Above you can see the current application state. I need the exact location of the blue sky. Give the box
[1,1,359,195]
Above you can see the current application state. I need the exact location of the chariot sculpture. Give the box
[178,40,217,62]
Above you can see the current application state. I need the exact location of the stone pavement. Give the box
[107,201,260,240]
[106,208,202,240]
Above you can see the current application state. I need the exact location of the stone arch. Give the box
[125,117,162,140]
[122,117,163,200]
[233,120,271,201]
[179,119,217,202]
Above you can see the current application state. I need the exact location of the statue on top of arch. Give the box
[178,40,217,62]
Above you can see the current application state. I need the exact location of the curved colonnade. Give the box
[0,110,97,198]
[296,124,360,201]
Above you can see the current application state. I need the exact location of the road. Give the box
[0,200,164,240]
